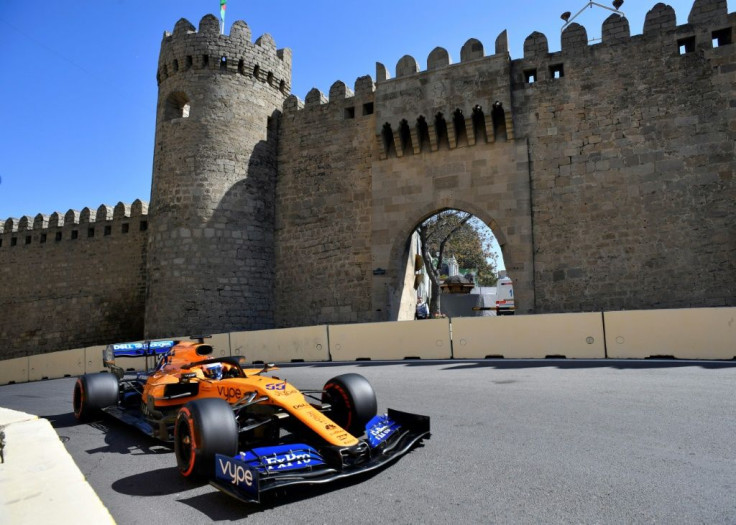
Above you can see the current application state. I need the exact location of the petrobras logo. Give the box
[216,455,258,495]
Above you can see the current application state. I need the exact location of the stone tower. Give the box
[145,15,291,338]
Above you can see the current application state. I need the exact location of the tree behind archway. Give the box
[417,210,498,316]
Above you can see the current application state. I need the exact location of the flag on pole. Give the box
[220,0,227,33]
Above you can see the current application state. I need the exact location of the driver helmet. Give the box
[202,362,223,380]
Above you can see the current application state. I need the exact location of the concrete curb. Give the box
[0,407,115,525]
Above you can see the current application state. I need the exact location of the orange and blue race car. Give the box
[72,337,430,503]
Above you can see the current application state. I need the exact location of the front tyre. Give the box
[73,373,119,421]
[322,373,377,437]
[174,398,238,480]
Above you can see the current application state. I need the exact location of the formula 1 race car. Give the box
[72,338,430,503]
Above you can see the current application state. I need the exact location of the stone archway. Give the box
[369,139,534,320]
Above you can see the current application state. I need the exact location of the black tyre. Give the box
[322,373,377,437]
[73,373,119,421]
[174,398,238,479]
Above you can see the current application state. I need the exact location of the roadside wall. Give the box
[2,307,732,385]
[604,308,736,359]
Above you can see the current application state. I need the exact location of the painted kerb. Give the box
[604,307,736,359]
[452,313,606,359]
[329,319,452,361]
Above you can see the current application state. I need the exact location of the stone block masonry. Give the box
[145,15,291,338]
[0,0,733,358]
[0,202,148,358]
[512,2,736,312]
[275,78,376,327]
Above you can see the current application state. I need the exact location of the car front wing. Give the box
[209,408,430,503]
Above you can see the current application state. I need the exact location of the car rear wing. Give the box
[103,340,177,372]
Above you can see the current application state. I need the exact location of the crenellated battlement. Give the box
[283,31,510,117]
[282,74,376,118]
[156,15,292,96]
[0,200,149,248]
[512,1,734,87]
[381,1,732,159]
[373,1,731,80]
[282,0,733,143]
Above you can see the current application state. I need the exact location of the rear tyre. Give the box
[322,373,377,436]
[73,373,119,421]
[174,398,238,480]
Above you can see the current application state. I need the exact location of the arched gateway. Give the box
[372,139,534,320]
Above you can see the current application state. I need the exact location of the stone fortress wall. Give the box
[0,202,149,357]
[0,0,733,358]
[514,1,735,312]
[275,0,734,324]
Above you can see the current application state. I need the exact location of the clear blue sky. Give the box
[0,0,714,222]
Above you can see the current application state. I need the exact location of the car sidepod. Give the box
[209,408,430,503]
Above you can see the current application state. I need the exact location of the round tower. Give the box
[145,15,291,338]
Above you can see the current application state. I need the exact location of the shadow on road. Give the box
[175,467,385,520]
[59,413,173,456]
[112,466,190,496]
[44,411,79,429]
[280,358,736,371]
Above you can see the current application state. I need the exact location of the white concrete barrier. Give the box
[604,307,736,359]
[208,333,232,357]
[0,407,115,524]
[28,348,85,381]
[84,345,107,373]
[0,357,29,385]
[230,325,330,363]
[1,308,732,385]
[452,313,606,359]
[329,319,452,361]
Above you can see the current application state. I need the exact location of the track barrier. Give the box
[329,318,452,361]
[452,312,606,359]
[230,325,330,363]
[1,307,734,386]
[604,308,736,360]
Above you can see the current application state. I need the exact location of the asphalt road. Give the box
[1,360,735,524]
